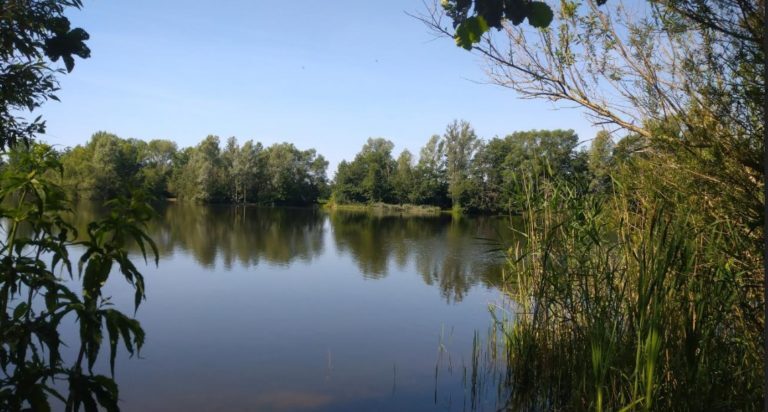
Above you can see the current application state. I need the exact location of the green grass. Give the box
[456,174,763,411]
[324,201,443,216]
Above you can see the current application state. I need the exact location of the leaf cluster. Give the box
[0,143,158,412]
[0,0,91,149]
[441,0,554,49]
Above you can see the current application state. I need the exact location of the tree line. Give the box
[54,125,628,214]
[57,133,330,205]
[332,120,631,213]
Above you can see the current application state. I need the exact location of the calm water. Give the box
[66,203,514,411]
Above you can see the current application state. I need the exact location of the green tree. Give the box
[503,129,581,181]
[139,139,177,198]
[233,140,264,203]
[60,133,156,200]
[177,135,228,202]
[587,131,614,192]
[442,120,481,211]
[0,0,91,149]
[391,150,416,204]
[359,138,396,203]
[1,4,160,409]
[60,144,96,195]
[332,138,395,204]
[467,136,515,212]
[409,135,448,207]
[332,160,366,203]
[261,143,327,205]
[89,132,142,199]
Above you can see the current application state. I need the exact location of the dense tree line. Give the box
[53,123,689,219]
[59,133,329,205]
[59,125,618,214]
[331,120,619,214]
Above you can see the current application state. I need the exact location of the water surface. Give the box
[71,203,513,411]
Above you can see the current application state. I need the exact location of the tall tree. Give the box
[359,138,396,202]
[261,143,328,205]
[587,131,614,192]
[140,139,178,197]
[412,134,449,206]
[332,138,395,204]
[90,132,140,198]
[442,120,481,210]
[392,150,416,204]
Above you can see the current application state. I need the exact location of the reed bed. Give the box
[468,175,763,411]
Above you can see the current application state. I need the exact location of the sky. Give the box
[38,0,599,173]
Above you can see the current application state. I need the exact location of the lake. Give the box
[67,203,515,411]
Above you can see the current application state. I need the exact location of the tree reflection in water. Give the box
[71,202,515,303]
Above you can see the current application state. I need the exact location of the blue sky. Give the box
[39,0,598,173]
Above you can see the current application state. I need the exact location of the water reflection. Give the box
[330,212,506,302]
[72,202,511,302]
[66,202,514,411]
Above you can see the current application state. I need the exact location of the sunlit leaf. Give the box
[455,15,490,50]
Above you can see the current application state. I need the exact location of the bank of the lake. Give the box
[323,201,443,216]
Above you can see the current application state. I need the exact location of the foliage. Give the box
[407,134,450,207]
[60,126,590,214]
[260,142,328,205]
[0,0,91,149]
[489,169,762,410]
[1,3,159,409]
[420,0,763,408]
[59,132,176,200]
[333,138,396,203]
[60,133,329,206]
[422,0,763,235]
[587,130,614,192]
[468,129,587,212]
[443,120,481,211]
[440,0,555,49]
[331,123,589,214]
[0,143,158,411]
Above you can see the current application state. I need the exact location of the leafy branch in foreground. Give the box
[438,0,556,49]
[0,143,158,411]
[1,0,92,149]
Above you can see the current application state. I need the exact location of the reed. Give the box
[474,173,763,410]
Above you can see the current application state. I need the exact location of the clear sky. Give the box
[39,0,598,173]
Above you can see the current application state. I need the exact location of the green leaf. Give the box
[105,312,119,377]
[504,0,528,25]
[92,375,120,412]
[13,302,29,320]
[527,1,553,28]
[29,384,52,412]
[82,254,112,300]
[455,16,490,50]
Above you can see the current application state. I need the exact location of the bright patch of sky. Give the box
[38,0,600,173]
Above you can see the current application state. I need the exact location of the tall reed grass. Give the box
[479,174,763,410]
